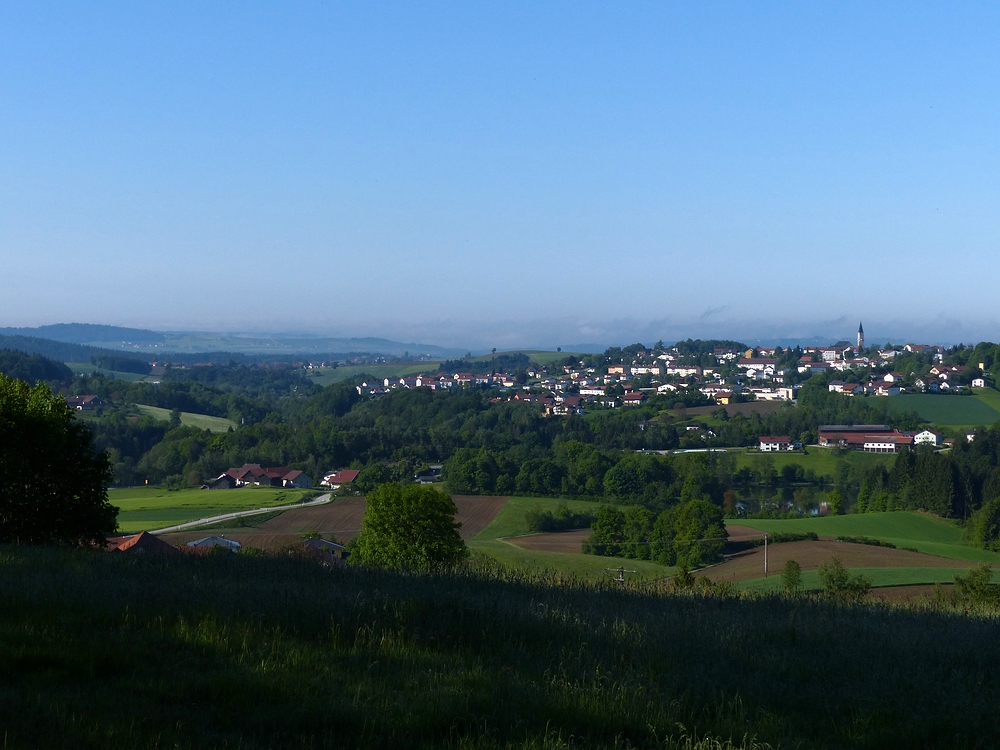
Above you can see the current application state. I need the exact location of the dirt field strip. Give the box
[506,528,591,553]
[162,494,509,550]
[697,540,970,584]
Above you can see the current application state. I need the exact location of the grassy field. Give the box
[6,546,1000,748]
[973,386,1000,412]
[732,511,1000,564]
[738,566,1000,592]
[470,496,674,581]
[733,447,894,477]
[307,362,435,387]
[110,486,314,532]
[65,362,150,382]
[134,404,237,432]
[475,349,584,365]
[887,392,1000,426]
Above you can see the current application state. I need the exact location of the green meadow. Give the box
[887,392,1000,426]
[469,496,674,581]
[474,349,585,365]
[110,486,314,532]
[307,362,434,386]
[134,403,237,432]
[65,362,150,382]
[739,566,1000,592]
[733,447,894,477]
[732,511,1000,564]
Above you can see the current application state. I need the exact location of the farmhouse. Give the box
[914,429,943,447]
[67,395,102,410]
[759,436,794,452]
[322,469,360,489]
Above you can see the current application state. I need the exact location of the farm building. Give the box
[210,464,313,489]
[819,425,914,453]
[302,538,348,564]
[106,531,179,555]
[322,469,360,489]
[759,436,795,452]
[186,536,241,551]
[914,429,944,447]
[67,395,102,410]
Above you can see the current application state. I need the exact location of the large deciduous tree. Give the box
[0,374,118,544]
[351,483,467,570]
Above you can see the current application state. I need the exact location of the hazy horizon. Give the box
[1,314,989,353]
[4,4,998,347]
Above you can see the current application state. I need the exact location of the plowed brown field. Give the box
[161,495,508,550]
[698,540,969,584]
[507,529,591,553]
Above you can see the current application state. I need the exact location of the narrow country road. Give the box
[150,493,333,535]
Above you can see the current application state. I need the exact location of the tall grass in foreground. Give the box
[1,547,999,749]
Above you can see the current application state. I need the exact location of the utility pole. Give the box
[764,533,768,577]
[606,567,637,585]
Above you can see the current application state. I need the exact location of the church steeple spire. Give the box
[857,321,865,350]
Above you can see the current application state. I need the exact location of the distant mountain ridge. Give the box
[0,324,468,359]
[0,323,166,345]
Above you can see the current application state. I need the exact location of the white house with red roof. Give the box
[759,436,794,452]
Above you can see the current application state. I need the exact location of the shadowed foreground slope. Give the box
[1,546,998,749]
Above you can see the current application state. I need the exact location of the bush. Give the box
[525,503,595,533]
[818,557,872,604]
[954,563,998,606]
[782,560,802,594]
[836,535,896,549]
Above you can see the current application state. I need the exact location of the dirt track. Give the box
[698,540,969,584]
[161,494,508,550]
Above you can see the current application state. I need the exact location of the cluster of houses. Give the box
[351,335,967,416]
[827,365,984,397]
[207,464,314,489]
[205,464,370,492]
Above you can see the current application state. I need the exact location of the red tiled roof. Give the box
[325,469,360,484]
[107,531,180,555]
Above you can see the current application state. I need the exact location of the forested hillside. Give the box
[0,349,73,383]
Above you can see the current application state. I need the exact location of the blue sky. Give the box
[2,3,998,348]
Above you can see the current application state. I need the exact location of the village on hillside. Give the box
[352,325,983,422]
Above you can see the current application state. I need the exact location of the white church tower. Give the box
[857,321,865,351]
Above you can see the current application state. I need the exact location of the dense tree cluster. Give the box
[852,426,1000,521]
[0,349,73,384]
[0,374,117,544]
[582,499,727,568]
